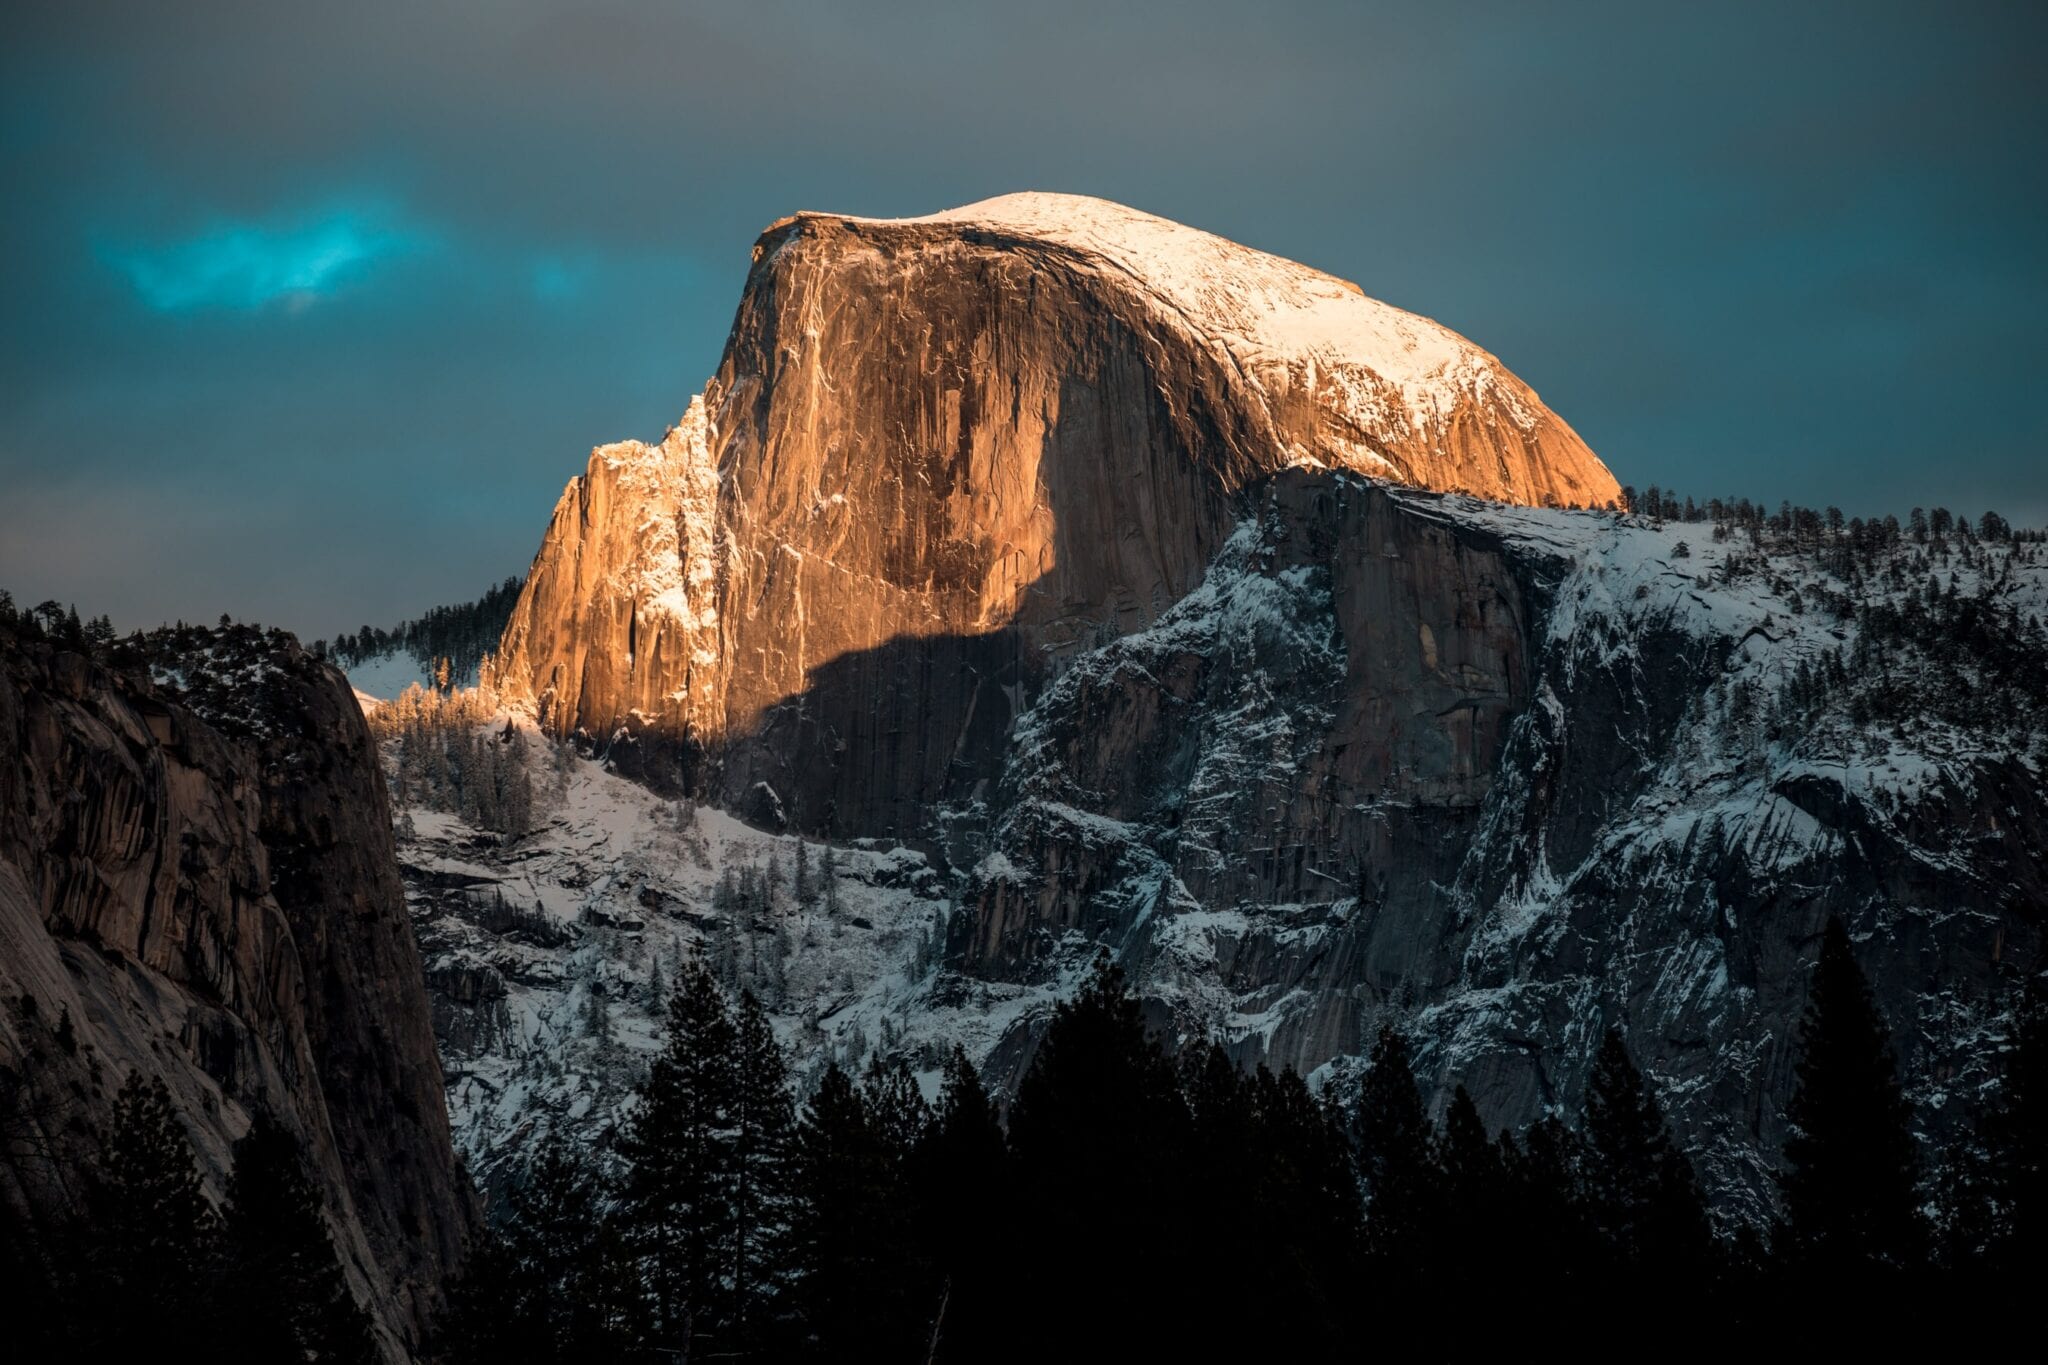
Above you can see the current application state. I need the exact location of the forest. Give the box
[429,922,2043,1362]
[311,575,526,685]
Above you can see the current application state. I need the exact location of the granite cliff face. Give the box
[496,193,1616,830]
[468,193,2042,1218]
[0,625,472,1358]
[958,491,2046,1215]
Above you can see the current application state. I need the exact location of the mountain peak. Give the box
[774,192,1618,506]
[501,193,1623,822]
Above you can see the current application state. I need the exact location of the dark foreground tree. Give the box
[73,1074,224,1356]
[1355,1025,1438,1276]
[1982,981,2048,1274]
[1495,1115,1596,1312]
[617,956,737,1352]
[436,1224,542,1365]
[438,1137,641,1365]
[1244,1062,1359,1351]
[786,1062,930,1360]
[1581,1027,1709,1275]
[219,1113,376,1363]
[1436,1084,1507,1270]
[913,1045,1009,1361]
[726,989,797,1351]
[1778,920,1925,1277]
[786,1064,876,1354]
[1003,955,1196,1361]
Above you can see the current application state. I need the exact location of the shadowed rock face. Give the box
[0,628,472,1359]
[496,195,1618,831]
[956,473,1534,991]
[953,485,2046,1216]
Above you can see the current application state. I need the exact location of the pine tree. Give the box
[788,1064,897,1358]
[1778,920,1925,1277]
[913,1046,1007,1361]
[1497,1115,1594,1312]
[860,1054,931,1157]
[219,1113,375,1363]
[80,1074,223,1354]
[792,840,812,907]
[434,1224,542,1365]
[1355,1025,1438,1271]
[581,982,614,1049]
[1437,1084,1508,1279]
[1983,982,2048,1274]
[1580,1028,1707,1274]
[819,842,840,916]
[1178,1044,1270,1359]
[618,958,737,1352]
[1245,1062,1359,1352]
[502,1135,640,1360]
[1006,955,1196,1358]
[727,989,797,1351]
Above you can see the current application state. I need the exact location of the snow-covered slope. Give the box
[849,191,1564,457]
[960,483,2045,1219]
[394,724,1070,1192]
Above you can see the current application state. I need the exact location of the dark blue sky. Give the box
[3,1,2043,638]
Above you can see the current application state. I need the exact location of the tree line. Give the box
[1619,484,2043,548]
[2,1054,377,1362]
[311,575,525,685]
[1604,491,2048,758]
[436,921,2047,1361]
[372,673,539,841]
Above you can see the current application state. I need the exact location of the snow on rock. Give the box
[414,487,2046,1224]
[493,192,1617,832]
[391,711,1063,1193]
[865,192,1527,430]
[819,192,1618,506]
[947,483,2047,1222]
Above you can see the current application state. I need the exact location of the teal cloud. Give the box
[100,206,424,312]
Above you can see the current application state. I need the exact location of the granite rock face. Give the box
[955,472,1534,989]
[480,192,2042,1217]
[496,194,1617,832]
[0,626,473,1359]
[957,489,2046,1215]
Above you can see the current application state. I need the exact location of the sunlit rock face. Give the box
[496,193,1618,832]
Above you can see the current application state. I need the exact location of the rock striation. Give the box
[0,624,473,1359]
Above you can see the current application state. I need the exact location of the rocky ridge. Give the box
[0,624,473,1359]
[402,492,2048,1222]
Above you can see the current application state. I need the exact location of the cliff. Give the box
[495,193,1617,829]
[0,623,473,1358]
[463,193,2042,1220]
[956,485,2047,1215]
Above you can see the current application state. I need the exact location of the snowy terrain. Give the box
[346,653,434,706]
[385,718,1072,1192]
[376,488,2047,1214]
